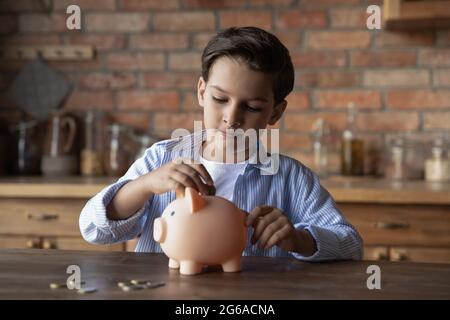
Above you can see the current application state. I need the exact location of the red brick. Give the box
[437,30,450,46]
[330,8,369,28]
[1,15,17,34]
[291,51,347,68]
[376,32,435,47]
[302,0,360,5]
[276,10,327,29]
[110,112,152,133]
[307,31,371,49]
[154,12,215,31]
[130,34,189,50]
[279,132,312,151]
[433,70,450,86]
[0,92,20,109]
[53,0,116,10]
[86,13,149,32]
[192,33,217,50]
[419,49,450,67]
[121,0,179,10]
[356,112,419,132]
[117,91,180,111]
[183,92,201,111]
[273,31,303,49]
[169,53,201,71]
[350,50,417,67]
[79,72,137,90]
[314,90,382,109]
[220,11,272,30]
[153,112,203,131]
[387,89,450,109]
[66,34,125,50]
[0,0,46,12]
[107,53,165,71]
[284,112,347,133]
[249,0,295,7]
[186,0,246,8]
[63,91,114,111]
[286,91,310,110]
[0,72,14,90]
[363,70,429,87]
[424,112,450,130]
[297,71,361,88]
[19,14,66,32]
[0,34,60,45]
[143,73,198,90]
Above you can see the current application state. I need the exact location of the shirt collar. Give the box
[167,129,278,175]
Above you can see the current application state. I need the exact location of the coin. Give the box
[77,287,97,294]
[49,282,65,289]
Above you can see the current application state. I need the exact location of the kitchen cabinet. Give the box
[0,176,449,263]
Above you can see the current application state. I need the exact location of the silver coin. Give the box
[77,286,97,294]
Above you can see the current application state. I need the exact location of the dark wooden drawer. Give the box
[0,199,85,237]
[390,247,450,264]
[338,203,450,247]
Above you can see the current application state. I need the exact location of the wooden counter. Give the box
[0,249,449,299]
[0,175,449,204]
[0,176,449,264]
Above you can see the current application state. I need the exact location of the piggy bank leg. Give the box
[169,258,180,269]
[222,256,242,273]
[179,261,203,275]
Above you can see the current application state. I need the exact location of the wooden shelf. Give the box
[384,0,450,30]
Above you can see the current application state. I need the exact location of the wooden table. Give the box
[0,249,449,299]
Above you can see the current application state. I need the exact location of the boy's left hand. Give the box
[246,205,299,252]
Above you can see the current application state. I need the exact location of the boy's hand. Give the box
[143,158,215,196]
[246,205,317,256]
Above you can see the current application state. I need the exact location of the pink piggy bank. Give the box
[153,187,247,275]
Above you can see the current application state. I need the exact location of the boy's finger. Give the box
[187,163,214,186]
[170,171,199,193]
[175,165,210,195]
[257,217,285,249]
[246,205,273,227]
[264,224,291,250]
[251,210,280,244]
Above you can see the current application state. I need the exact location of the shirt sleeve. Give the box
[79,145,161,245]
[287,164,364,262]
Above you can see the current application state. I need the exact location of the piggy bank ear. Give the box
[185,187,205,214]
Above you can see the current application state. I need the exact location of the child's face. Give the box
[197,56,286,140]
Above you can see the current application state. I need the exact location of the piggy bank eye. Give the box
[170,211,175,216]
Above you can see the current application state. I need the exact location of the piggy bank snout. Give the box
[153,218,166,243]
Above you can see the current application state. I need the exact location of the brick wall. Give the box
[0,0,449,174]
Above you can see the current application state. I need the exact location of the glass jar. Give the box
[10,121,42,175]
[103,124,135,177]
[81,110,106,176]
[425,138,449,182]
[384,135,424,180]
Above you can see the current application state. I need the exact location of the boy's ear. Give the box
[197,77,206,108]
[268,100,287,126]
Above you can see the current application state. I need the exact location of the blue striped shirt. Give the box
[79,130,363,261]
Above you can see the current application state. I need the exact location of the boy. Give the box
[80,27,363,261]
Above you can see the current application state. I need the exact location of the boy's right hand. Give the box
[142,158,215,196]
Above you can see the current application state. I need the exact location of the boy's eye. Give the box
[246,105,263,112]
[212,96,227,103]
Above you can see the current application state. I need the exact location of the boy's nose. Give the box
[223,105,243,128]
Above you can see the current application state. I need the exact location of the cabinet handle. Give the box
[374,252,388,261]
[375,221,410,230]
[392,251,408,261]
[27,213,59,221]
[42,240,57,250]
[26,239,40,249]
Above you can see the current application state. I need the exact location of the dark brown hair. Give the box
[201,26,295,104]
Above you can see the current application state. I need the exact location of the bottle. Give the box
[425,137,450,182]
[312,118,329,177]
[104,124,134,177]
[340,102,365,176]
